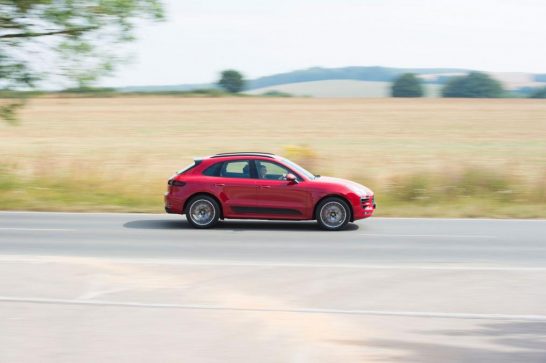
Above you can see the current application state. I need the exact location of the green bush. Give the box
[391,73,424,97]
[442,72,504,98]
[529,87,546,98]
[261,90,293,97]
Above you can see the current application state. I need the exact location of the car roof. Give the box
[208,152,278,159]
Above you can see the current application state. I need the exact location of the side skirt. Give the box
[232,206,302,216]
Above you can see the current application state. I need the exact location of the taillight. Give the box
[168,180,186,187]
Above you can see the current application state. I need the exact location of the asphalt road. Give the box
[1,211,545,362]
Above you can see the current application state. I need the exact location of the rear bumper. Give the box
[164,192,184,214]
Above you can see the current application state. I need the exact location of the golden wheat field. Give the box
[1,96,545,216]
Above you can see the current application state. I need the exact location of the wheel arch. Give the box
[184,192,224,219]
[313,194,354,222]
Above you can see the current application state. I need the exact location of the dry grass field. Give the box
[1,97,545,217]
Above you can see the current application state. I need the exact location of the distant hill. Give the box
[245,66,468,89]
[118,66,546,97]
[245,80,441,98]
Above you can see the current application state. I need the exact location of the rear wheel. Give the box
[316,197,351,231]
[186,195,220,229]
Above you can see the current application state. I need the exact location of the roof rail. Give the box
[214,152,274,156]
[211,152,275,158]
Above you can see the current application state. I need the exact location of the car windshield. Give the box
[280,158,316,180]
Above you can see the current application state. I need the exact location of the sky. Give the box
[101,0,546,87]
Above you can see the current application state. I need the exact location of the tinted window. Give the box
[220,160,251,178]
[202,162,222,176]
[256,160,291,180]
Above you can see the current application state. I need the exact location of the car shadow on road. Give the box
[123,218,359,232]
[331,321,546,363]
[123,219,187,230]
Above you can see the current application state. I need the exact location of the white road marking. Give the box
[372,217,546,222]
[0,210,545,222]
[359,233,495,239]
[0,255,545,271]
[0,296,545,321]
[0,210,164,216]
[78,288,132,300]
[0,229,499,238]
[0,227,75,232]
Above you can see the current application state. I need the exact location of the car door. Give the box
[254,160,313,219]
[209,159,260,218]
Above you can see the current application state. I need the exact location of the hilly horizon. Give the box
[118,66,546,97]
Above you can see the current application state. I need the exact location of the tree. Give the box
[442,72,504,98]
[0,0,164,122]
[529,87,546,99]
[218,70,245,93]
[391,73,424,97]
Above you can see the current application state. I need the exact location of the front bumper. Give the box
[353,195,376,220]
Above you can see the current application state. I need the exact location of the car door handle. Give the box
[214,183,225,187]
[259,185,272,189]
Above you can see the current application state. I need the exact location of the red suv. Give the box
[165,152,375,230]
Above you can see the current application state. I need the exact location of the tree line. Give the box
[219,69,546,99]
[391,72,546,98]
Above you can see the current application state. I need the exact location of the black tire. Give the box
[316,197,351,231]
[186,195,220,229]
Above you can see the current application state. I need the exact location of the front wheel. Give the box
[316,197,351,231]
[186,195,220,229]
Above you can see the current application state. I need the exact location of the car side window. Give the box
[220,160,251,178]
[256,161,292,180]
[202,162,222,176]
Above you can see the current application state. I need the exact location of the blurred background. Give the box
[1,0,545,217]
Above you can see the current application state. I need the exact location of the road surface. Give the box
[1,211,545,362]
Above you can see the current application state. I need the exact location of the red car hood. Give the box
[311,176,373,196]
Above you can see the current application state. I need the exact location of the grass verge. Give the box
[1,165,544,218]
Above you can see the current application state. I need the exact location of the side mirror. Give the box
[286,173,298,183]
